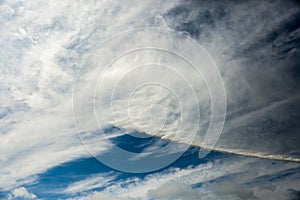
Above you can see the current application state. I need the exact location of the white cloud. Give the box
[8,187,36,199]
[0,0,181,190]
[71,0,300,164]
[64,173,117,194]
[72,156,300,200]
[1,0,300,196]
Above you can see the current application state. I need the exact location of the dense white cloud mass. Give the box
[71,0,300,163]
[8,187,36,199]
[0,0,300,199]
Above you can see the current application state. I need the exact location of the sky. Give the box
[0,0,300,199]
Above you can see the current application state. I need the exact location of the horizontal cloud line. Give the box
[115,126,300,163]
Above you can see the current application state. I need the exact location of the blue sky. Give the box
[2,131,300,199]
[1,0,300,199]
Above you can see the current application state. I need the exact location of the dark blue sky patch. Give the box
[15,132,227,199]
[108,131,169,153]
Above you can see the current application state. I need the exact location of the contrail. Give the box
[196,145,300,163]
[114,125,300,163]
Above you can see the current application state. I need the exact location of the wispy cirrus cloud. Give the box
[1,0,300,197]
[0,0,180,191]
[65,156,300,200]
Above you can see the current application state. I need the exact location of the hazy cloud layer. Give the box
[0,0,300,198]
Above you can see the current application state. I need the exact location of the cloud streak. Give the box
[67,156,300,200]
[1,0,300,196]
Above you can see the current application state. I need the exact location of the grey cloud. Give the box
[161,0,300,161]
